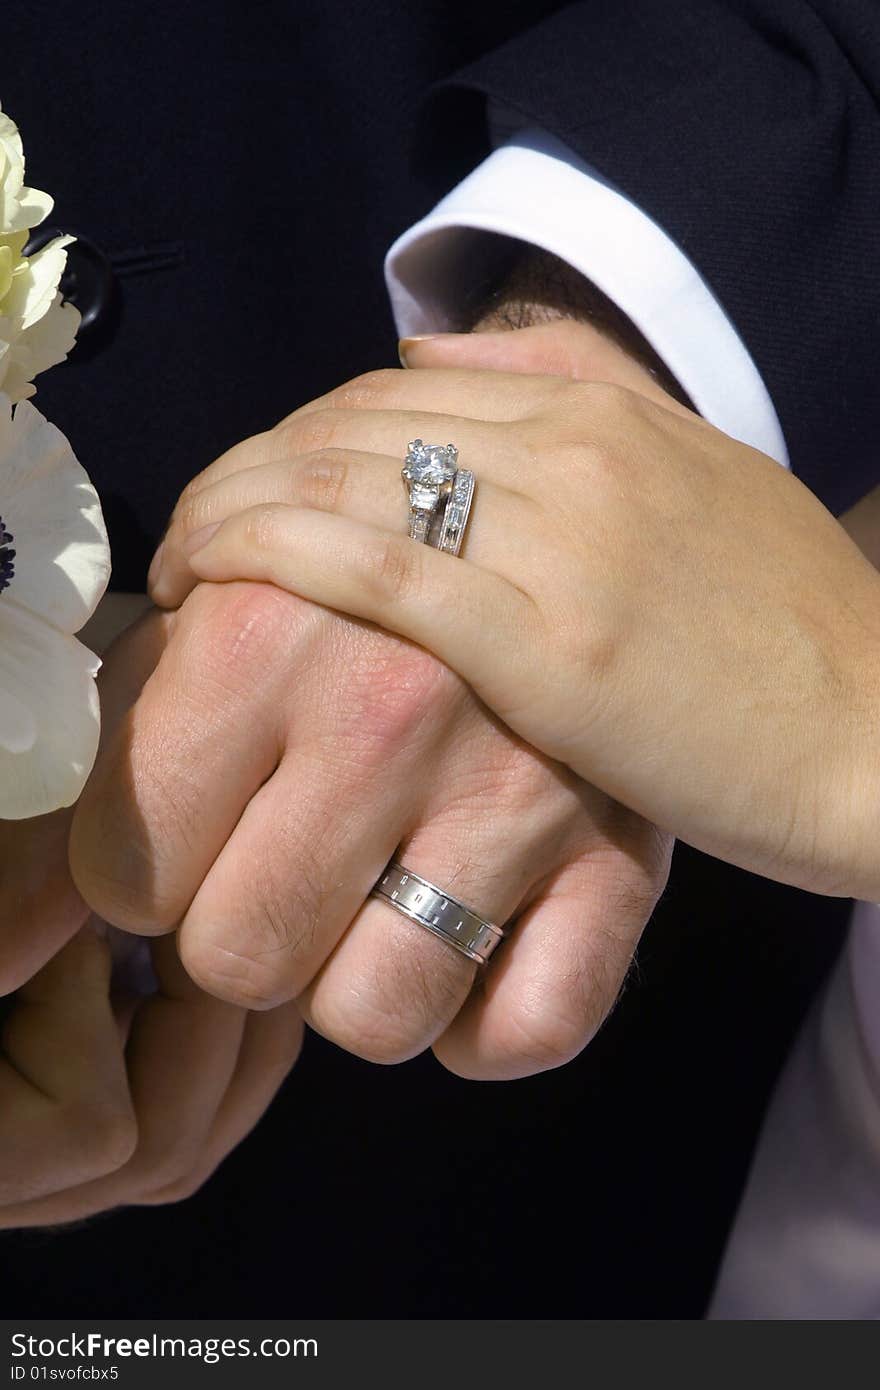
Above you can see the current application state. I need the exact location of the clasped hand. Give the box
[3,318,683,1224]
[156,322,880,902]
[10,311,870,1225]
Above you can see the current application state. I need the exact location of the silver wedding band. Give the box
[372,861,504,965]
[437,468,475,556]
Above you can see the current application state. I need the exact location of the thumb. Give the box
[399,319,690,413]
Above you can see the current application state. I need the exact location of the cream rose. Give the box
[0,106,80,402]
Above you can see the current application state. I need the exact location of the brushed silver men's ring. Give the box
[371,861,504,966]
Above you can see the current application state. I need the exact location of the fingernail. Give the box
[146,541,164,591]
[182,521,222,557]
[398,334,459,367]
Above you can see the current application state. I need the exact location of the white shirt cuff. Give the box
[384,128,789,469]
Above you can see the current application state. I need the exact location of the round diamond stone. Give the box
[403,439,458,486]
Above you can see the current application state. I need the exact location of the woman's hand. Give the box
[149,322,880,900]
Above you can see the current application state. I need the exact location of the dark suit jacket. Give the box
[0,0,865,1315]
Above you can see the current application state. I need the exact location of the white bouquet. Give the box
[0,105,110,818]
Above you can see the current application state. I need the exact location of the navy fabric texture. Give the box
[4,0,878,594]
[435,0,880,516]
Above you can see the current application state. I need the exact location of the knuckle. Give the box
[311,947,469,1065]
[283,407,339,455]
[506,998,592,1073]
[181,948,288,1010]
[326,635,458,765]
[180,916,307,1011]
[306,899,475,1065]
[241,504,286,556]
[326,368,398,411]
[293,449,350,511]
[180,577,298,682]
[316,1008,418,1065]
[499,958,623,1076]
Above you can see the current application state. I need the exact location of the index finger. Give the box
[0,608,170,994]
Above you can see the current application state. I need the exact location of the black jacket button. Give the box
[24,227,115,338]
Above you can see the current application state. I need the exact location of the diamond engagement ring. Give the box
[371,861,505,966]
[402,439,458,544]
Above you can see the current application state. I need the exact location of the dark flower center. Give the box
[0,514,16,595]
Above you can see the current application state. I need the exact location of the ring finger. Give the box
[299,743,590,1066]
[152,449,530,609]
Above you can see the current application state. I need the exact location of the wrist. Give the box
[468,246,694,409]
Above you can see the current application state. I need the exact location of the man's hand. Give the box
[67,577,669,1081]
[0,615,303,1227]
[0,921,302,1228]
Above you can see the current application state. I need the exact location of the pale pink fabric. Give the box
[711,901,880,1319]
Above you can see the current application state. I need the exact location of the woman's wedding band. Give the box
[371,861,504,966]
[436,468,475,556]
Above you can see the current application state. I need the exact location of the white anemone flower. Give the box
[0,394,109,818]
[0,106,80,401]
